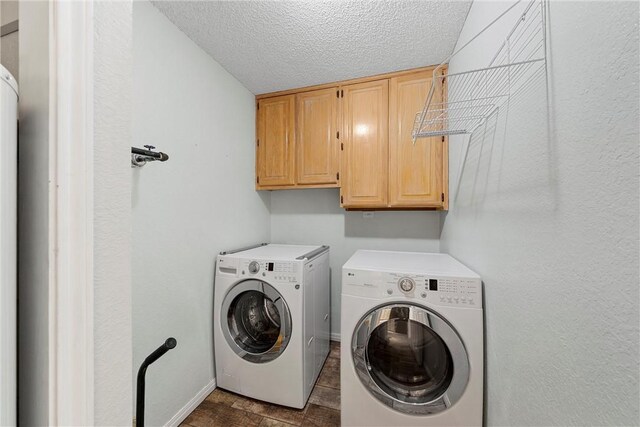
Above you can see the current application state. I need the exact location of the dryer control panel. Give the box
[342,269,482,308]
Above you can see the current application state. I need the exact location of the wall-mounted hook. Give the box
[131,146,169,168]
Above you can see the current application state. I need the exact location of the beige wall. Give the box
[1,0,18,81]
[17,1,50,424]
[1,0,17,25]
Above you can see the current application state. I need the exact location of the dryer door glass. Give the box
[230,290,281,352]
[222,280,292,364]
[352,304,470,415]
[367,315,453,402]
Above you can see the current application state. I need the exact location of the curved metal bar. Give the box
[136,338,178,427]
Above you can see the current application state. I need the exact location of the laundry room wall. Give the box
[440,1,639,425]
[94,1,134,424]
[270,189,441,339]
[1,0,19,81]
[17,2,51,424]
[132,2,270,425]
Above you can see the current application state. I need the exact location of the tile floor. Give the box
[181,341,341,427]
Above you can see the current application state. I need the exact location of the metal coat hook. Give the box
[131,145,169,167]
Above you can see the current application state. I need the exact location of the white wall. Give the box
[94,2,134,425]
[440,1,639,425]
[270,189,441,338]
[132,2,270,425]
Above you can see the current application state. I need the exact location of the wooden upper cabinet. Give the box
[389,71,447,208]
[255,65,448,209]
[296,88,339,186]
[341,80,389,208]
[256,95,295,188]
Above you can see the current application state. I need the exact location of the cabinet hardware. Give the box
[257,176,260,184]
[337,131,340,139]
[257,139,259,147]
[340,89,344,97]
[336,172,339,180]
[441,136,445,142]
[340,195,343,203]
[441,193,445,202]
[257,102,259,110]
[341,143,343,151]
[336,90,339,98]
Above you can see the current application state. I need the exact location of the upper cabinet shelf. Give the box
[413,0,547,140]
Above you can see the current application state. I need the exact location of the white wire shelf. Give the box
[413,0,547,140]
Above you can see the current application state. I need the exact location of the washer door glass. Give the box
[222,280,291,363]
[352,304,469,415]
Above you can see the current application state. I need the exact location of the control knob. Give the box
[398,277,415,293]
[248,261,260,274]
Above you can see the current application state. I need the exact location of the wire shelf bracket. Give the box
[412,0,547,141]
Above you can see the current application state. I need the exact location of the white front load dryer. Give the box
[341,250,484,426]
[214,243,330,409]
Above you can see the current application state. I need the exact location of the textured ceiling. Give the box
[151,1,472,94]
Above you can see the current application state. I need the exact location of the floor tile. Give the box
[184,347,342,425]
[301,404,340,427]
[231,396,307,426]
[308,385,340,411]
[329,341,341,359]
[204,388,240,406]
[259,417,297,427]
[181,402,263,427]
[316,357,340,390]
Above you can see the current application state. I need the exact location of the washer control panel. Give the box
[240,260,299,284]
[342,269,482,308]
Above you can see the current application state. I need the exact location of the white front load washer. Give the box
[214,243,330,408]
[341,250,483,426]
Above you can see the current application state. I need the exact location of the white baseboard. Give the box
[330,332,341,342]
[165,378,217,427]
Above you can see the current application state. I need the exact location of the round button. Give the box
[421,292,427,298]
[387,289,393,295]
[398,277,415,293]
[248,261,260,274]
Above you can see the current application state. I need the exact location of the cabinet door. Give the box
[256,95,295,187]
[341,80,389,208]
[389,71,446,207]
[296,88,339,186]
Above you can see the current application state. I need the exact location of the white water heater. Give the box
[0,64,18,425]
